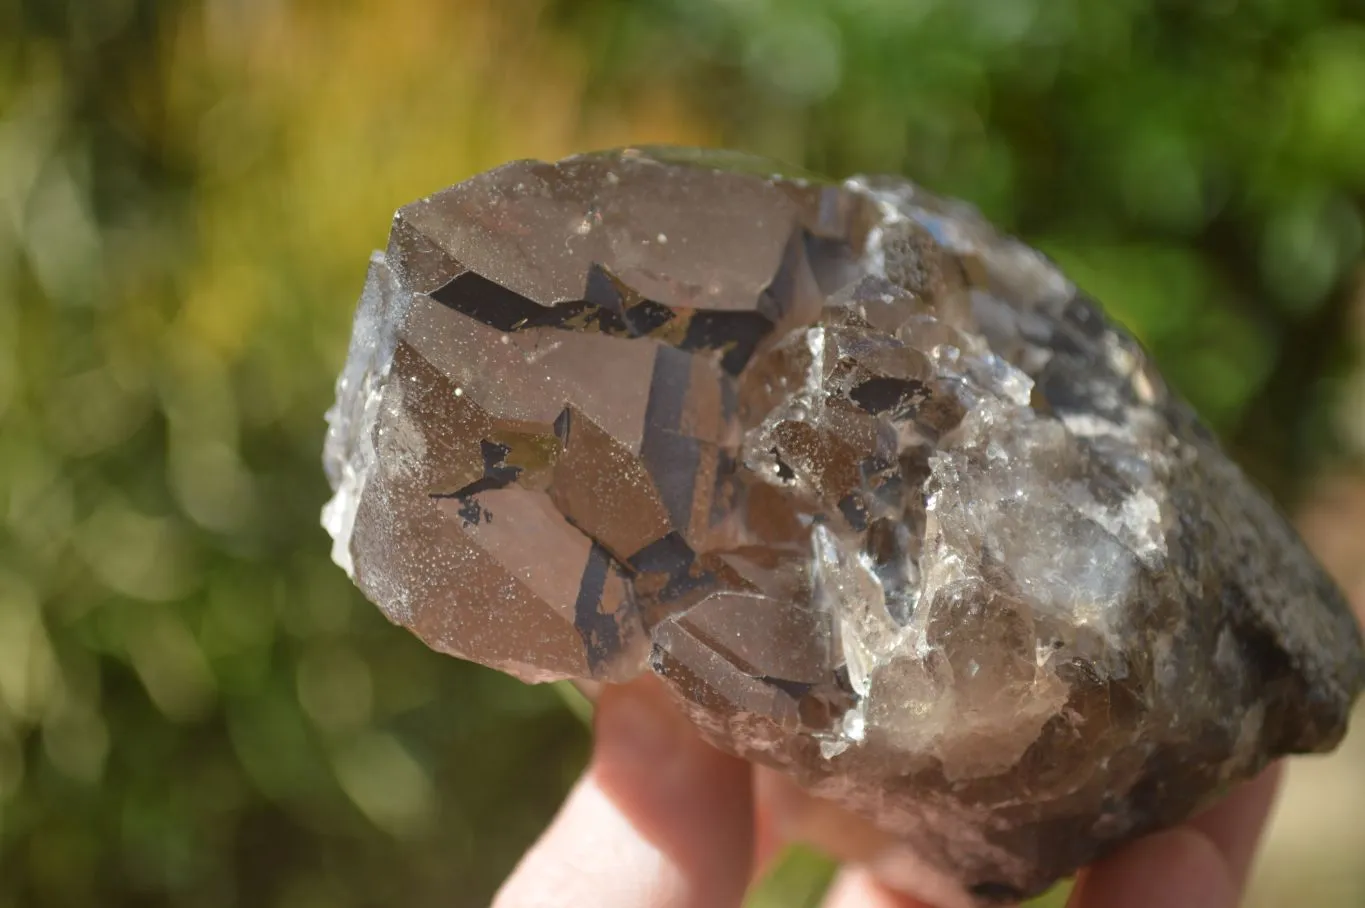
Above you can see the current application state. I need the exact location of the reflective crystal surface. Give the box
[322,148,1365,903]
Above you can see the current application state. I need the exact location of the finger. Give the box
[1068,826,1237,908]
[1069,763,1282,908]
[493,678,754,908]
[823,867,935,908]
[1187,763,1282,892]
[754,767,974,908]
[751,788,784,879]
[753,766,898,862]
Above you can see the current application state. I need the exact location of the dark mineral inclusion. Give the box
[322,147,1365,903]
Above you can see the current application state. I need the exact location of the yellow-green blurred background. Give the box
[2,0,1365,906]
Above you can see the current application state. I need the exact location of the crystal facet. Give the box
[322,148,1365,903]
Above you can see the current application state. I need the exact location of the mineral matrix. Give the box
[323,147,1365,904]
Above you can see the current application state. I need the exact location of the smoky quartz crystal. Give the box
[322,147,1365,903]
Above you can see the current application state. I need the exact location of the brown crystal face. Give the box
[323,147,1365,903]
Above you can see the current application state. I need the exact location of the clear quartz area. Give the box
[323,147,1365,903]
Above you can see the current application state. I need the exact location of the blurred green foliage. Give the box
[552,0,1365,484]
[0,0,1360,906]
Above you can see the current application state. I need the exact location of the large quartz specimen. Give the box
[322,147,1365,903]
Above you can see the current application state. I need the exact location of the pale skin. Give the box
[493,678,1282,908]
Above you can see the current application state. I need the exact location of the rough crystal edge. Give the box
[322,251,408,578]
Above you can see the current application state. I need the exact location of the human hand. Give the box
[493,678,1281,908]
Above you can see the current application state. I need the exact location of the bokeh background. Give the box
[2,0,1365,906]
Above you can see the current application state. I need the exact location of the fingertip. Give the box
[495,678,754,908]
[823,867,936,908]
[592,680,756,905]
[1069,827,1237,908]
[1188,763,1282,891]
